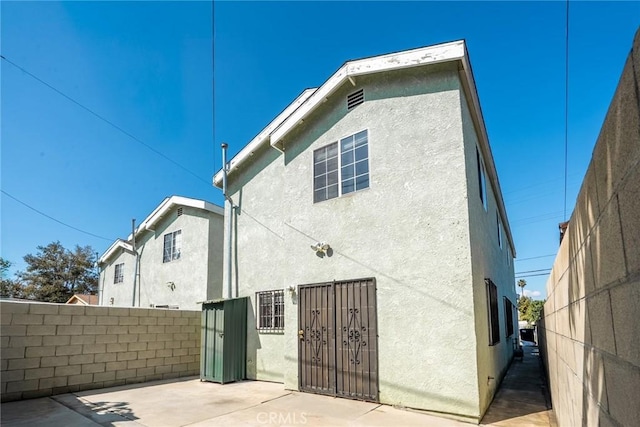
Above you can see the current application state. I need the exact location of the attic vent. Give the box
[177,207,183,217]
[347,89,364,110]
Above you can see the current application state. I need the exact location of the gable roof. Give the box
[99,195,223,264]
[212,40,516,256]
[66,294,98,305]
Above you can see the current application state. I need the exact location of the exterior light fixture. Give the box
[310,242,330,254]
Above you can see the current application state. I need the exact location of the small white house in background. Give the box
[99,196,224,310]
[214,39,517,422]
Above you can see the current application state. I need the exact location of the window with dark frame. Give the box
[313,130,369,203]
[497,212,502,249]
[163,230,182,263]
[114,263,124,284]
[477,147,487,211]
[256,290,284,332]
[486,279,500,345]
[504,297,514,338]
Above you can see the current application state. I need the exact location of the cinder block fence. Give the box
[1,301,201,402]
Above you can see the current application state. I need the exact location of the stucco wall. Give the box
[100,206,223,310]
[460,92,518,416]
[224,63,513,421]
[0,301,200,402]
[538,29,640,427]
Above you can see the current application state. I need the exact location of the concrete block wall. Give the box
[538,28,640,427]
[1,301,201,402]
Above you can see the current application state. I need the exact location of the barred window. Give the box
[256,290,284,332]
[114,263,124,284]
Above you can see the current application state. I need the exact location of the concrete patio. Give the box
[1,346,555,426]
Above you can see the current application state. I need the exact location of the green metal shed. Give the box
[200,297,248,384]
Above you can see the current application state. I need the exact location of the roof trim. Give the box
[212,88,317,187]
[270,40,465,149]
[135,195,223,233]
[210,40,516,255]
[99,239,133,264]
[457,48,516,256]
[100,196,223,264]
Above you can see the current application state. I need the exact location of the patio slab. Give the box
[1,348,556,427]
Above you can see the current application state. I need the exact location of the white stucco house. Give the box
[213,40,517,422]
[98,196,224,310]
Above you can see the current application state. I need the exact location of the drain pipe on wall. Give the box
[131,218,139,306]
[221,143,233,299]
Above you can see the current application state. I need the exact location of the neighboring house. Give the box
[99,196,224,310]
[213,40,517,422]
[66,294,98,305]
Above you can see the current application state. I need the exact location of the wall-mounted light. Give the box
[167,281,176,291]
[287,285,296,295]
[310,242,331,255]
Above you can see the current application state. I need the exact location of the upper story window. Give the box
[496,212,503,250]
[476,147,487,211]
[114,263,124,284]
[313,130,369,203]
[256,289,285,332]
[163,230,182,263]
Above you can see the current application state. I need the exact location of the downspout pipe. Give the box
[131,218,138,306]
[221,143,233,299]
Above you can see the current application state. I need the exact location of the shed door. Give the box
[202,303,225,382]
[298,278,378,401]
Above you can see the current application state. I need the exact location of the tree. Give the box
[517,279,527,298]
[17,242,98,303]
[0,257,25,299]
[518,295,545,326]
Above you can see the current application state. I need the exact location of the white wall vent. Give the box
[347,89,364,110]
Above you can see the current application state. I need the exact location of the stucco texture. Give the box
[224,63,515,421]
[100,206,223,310]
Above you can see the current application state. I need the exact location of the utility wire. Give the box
[515,254,556,262]
[563,0,570,220]
[212,1,217,176]
[515,268,552,275]
[515,272,552,278]
[1,190,113,241]
[0,54,211,186]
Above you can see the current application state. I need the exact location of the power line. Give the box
[515,254,556,262]
[563,0,570,221]
[0,54,211,186]
[515,268,552,275]
[1,190,113,241]
[212,0,217,175]
[515,272,552,279]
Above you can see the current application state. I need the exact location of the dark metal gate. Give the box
[298,278,378,401]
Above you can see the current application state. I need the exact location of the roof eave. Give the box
[99,239,134,264]
[457,48,516,256]
[212,88,318,188]
[269,40,466,148]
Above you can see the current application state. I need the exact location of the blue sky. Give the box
[1,1,638,300]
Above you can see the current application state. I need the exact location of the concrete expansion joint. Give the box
[260,392,292,404]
